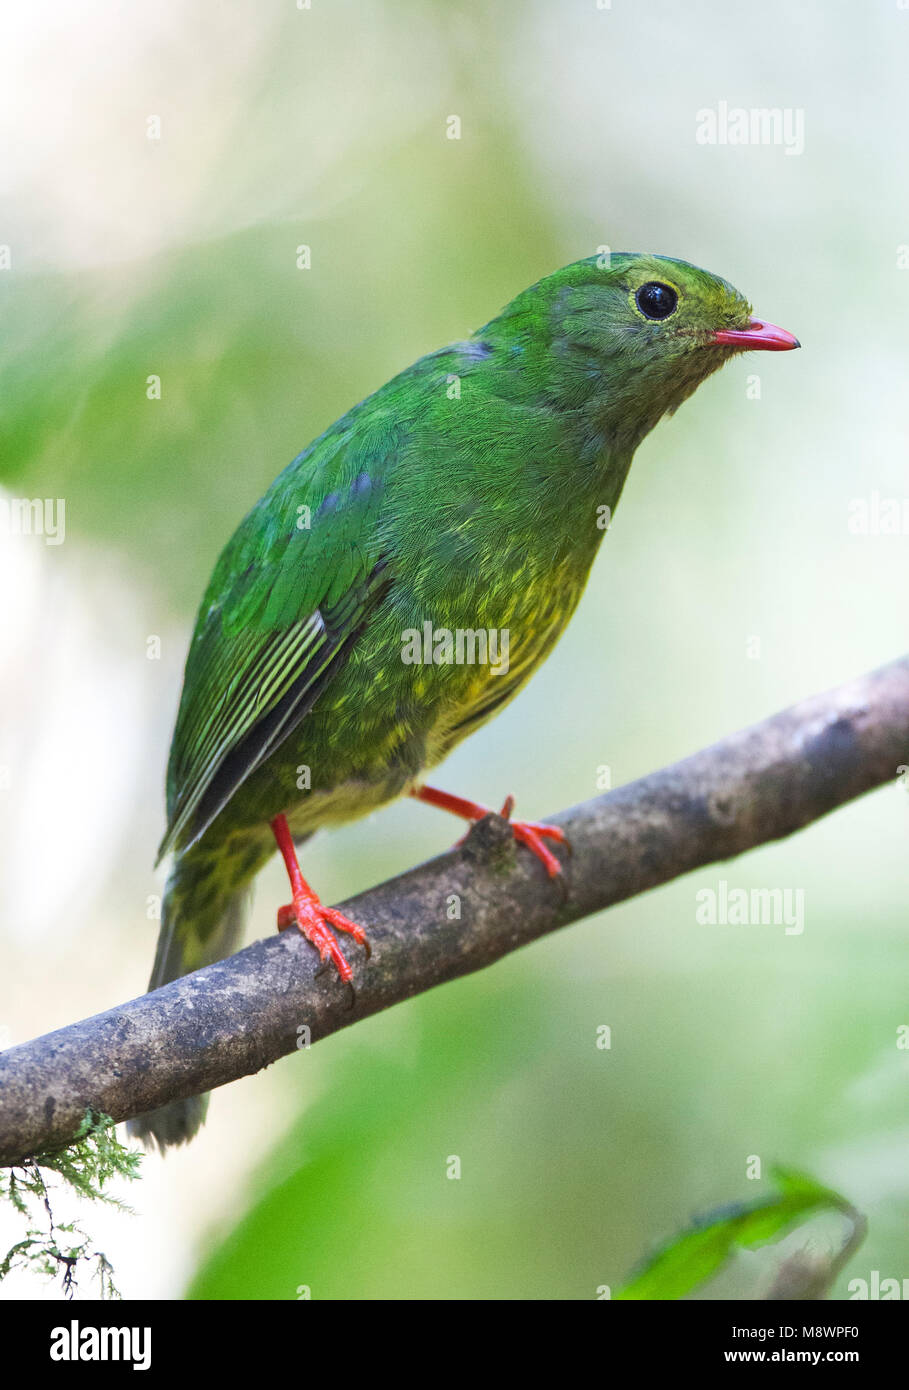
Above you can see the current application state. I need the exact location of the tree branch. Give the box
[2,656,908,1166]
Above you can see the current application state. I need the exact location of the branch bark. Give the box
[2,656,908,1167]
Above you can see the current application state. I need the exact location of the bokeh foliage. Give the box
[2,0,907,1300]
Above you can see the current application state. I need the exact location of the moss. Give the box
[0,1111,141,1299]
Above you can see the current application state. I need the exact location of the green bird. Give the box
[129,252,798,1150]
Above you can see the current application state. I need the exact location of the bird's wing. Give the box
[157,440,390,862]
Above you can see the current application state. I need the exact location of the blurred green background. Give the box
[1,0,907,1300]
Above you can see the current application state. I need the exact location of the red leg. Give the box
[410,785,567,879]
[270,814,370,989]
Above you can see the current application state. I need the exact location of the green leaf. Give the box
[616,1167,862,1301]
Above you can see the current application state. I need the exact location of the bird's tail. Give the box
[127,833,272,1152]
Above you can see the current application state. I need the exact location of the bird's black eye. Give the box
[635,282,678,321]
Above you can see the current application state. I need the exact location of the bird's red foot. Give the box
[410,785,568,879]
[270,813,370,992]
[276,900,371,981]
[499,795,567,879]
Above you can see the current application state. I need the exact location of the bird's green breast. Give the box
[175,332,637,848]
[270,511,603,836]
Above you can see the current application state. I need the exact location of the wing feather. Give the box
[157,440,389,862]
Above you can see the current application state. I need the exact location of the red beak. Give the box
[711,317,800,352]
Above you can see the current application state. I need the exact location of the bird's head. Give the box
[480,252,799,453]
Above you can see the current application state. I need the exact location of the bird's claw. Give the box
[277,898,370,988]
[474,797,569,879]
[509,819,566,879]
[412,783,569,881]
